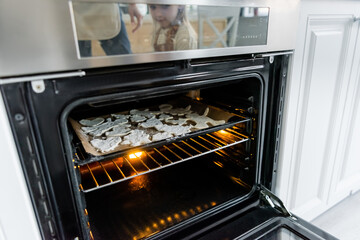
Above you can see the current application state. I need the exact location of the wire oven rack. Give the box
[76,124,250,193]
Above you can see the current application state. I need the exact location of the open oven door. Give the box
[148,185,338,240]
[194,186,338,240]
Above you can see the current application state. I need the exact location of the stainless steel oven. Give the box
[0,0,337,240]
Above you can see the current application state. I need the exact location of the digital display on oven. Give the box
[71,2,269,57]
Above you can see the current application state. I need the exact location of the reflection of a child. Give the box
[149,5,197,51]
[79,4,142,57]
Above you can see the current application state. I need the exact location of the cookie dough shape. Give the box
[111,113,130,120]
[139,118,164,129]
[82,121,115,136]
[165,118,189,126]
[105,125,131,137]
[156,124,191,136]
[82,118,128,136]
[79,117,104,127]
[163,105,192,116]
[159,104,173,111]
[130,115,147,123]
[113,118,129,125]
[152,132,173,142]
[158,113,173,121]
[122,130,151,147]
[130,109,155,119]
[90,137,122,153]
[186,107,225,130]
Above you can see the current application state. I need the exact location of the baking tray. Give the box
[69,98,247,158]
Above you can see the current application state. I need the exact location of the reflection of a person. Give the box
[79,4,143,56]
[149,5,197,51]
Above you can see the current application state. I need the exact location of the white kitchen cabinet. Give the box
[276,0,360,221]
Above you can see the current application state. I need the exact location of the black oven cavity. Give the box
[68,77,261,240]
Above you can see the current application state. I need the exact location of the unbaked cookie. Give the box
[90,137,122,153]
[152,132,173,142]
[159,104,173,111]
[112,118,129,126]
[130,109,154,119]
[81,119,114,135]
[158,113,173,121]
[130,115,147,123]
[165,118,189,126]
[82,118,128,136]
[105,125,131,137]
[186,107,225,130]
[122,130,151,147]
[111,113,130,120]
[156,124,191,136]
[163,105,192,116]
[79,117,104,127]
[139,118,163,129]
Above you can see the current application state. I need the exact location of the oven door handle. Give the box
[259,185,297,220]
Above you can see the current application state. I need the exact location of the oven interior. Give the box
[67,76,262,240]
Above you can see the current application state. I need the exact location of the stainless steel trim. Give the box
[0,71,86,85]
[255,50,294,58]
[72,0,268,6]
[174,65,264,81]
[233,65,265,72]
[0,0,300,77]
[260,186,296,220]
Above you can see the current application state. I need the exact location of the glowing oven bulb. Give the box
[129,151,143,159]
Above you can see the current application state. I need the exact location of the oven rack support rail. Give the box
[77,124,250,193]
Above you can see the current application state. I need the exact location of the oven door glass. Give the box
[258,227,306,240]
[195,202,339,240]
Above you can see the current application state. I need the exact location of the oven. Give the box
[0,0,337,240]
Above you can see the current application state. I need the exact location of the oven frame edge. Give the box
[0,54,292,240]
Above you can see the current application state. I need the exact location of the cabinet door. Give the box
[277,1,360,221]
[328,19,360,206]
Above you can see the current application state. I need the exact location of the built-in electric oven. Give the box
[0,0,337,239]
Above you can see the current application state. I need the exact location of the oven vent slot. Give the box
[77,124,250,193]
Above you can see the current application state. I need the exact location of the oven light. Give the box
[219,130,227,134]
[181,211,188,217]
[129,151,143,159]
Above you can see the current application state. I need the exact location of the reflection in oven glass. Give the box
[71,2,269,57]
